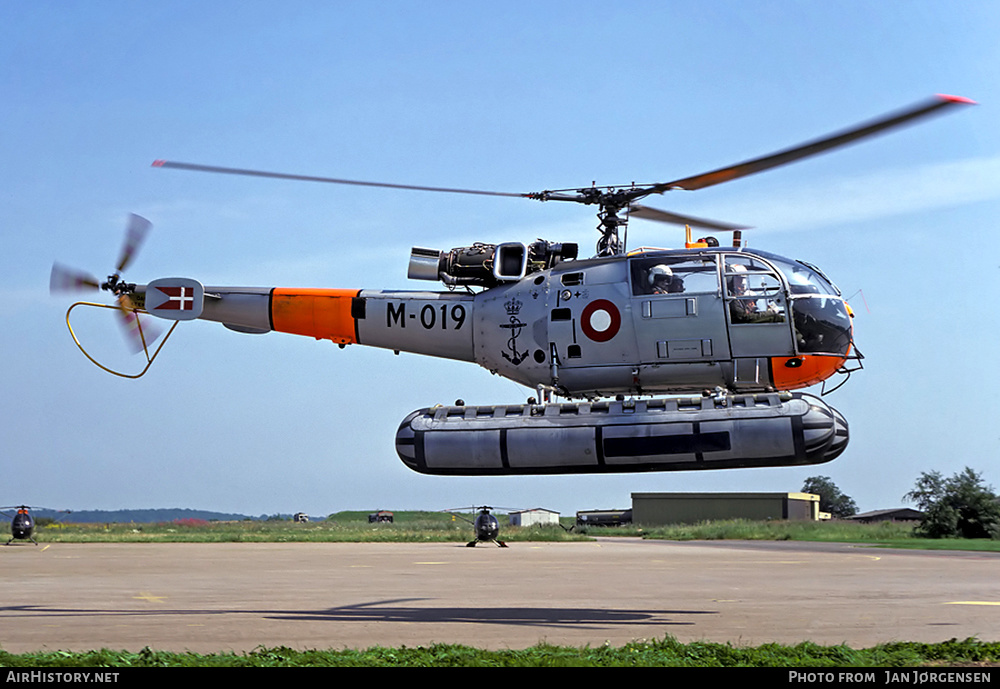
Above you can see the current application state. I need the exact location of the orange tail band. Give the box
[270,288,361,344]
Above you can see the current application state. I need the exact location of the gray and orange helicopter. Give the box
[51,95,974,477]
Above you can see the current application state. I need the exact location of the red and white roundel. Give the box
[580,299,621,342]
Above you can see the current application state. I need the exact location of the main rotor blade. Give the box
[629,204,750,231]
[152,160,527,199]
[116,213,152,273]
[653,94,976,193]
[50,263,100,293]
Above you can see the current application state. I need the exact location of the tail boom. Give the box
[142,284,475,362]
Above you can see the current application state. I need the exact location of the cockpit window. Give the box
[724,255,786,324]
[736,251,850,354]
[760,254,841,296]
[630,256,718,296]
[791,297,852,355]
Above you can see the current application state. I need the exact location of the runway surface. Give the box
[2,539,999,653]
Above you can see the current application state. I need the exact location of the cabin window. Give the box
[630,256,718,296]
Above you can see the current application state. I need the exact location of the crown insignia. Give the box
[504,298,522,316]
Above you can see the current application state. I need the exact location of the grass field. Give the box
[32,510,589,543]
[29,511,1000,551]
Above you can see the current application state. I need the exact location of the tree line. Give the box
[803,467,1000,539]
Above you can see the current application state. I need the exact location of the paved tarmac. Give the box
[2,539,999,653]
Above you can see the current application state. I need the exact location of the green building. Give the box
[631,492,820,525]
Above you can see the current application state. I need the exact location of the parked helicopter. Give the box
[51,95,974,477]
[445,506,508,548]
[2,506,37,545]
[1,505,68,545]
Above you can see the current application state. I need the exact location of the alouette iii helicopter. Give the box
[51,95,974,477]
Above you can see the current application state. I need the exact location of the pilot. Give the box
[729,263,750,293]
[729,264,782,323]
[648,264,682,294]
[728,265,754,321]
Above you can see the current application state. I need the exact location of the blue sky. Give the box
[2,2,998,517]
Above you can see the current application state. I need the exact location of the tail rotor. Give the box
[50,214,176,377]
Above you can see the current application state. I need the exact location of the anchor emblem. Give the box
[500,297,528,365]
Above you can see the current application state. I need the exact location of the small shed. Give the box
[508,508,560,527]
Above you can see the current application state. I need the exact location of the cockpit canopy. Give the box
[629,249,852,357]
[752,251,841,296]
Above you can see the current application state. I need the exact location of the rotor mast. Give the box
[525,185,648,256]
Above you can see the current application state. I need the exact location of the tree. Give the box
[801,476,858,518]
[902,470,945,512]
[903,467,1000,539]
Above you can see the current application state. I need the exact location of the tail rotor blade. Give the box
[49,263,100,294]
[116,214,152,273]
[116,295,162,353]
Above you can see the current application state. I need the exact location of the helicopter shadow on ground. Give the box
[266,598,718,630]
[0,600,717,631]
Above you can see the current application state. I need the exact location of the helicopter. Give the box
[1,505,68,545]
[445,506,508,548]
[51,95,975,477]
[2,506,37,545]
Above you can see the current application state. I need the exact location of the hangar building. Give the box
[631,492,820,525]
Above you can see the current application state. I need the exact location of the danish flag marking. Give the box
[156,286,194,310]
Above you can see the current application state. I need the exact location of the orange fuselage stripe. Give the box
[270,288,359,344]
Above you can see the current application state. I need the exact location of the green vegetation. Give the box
[2,637,999,667]
[904,467,1000,539]
[802,475,858,518]
[30,509,1000,551]
[34,510,590,544]
[633,518,917,543]
[580,518,1000,551]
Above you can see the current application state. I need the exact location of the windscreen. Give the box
[791,297,852,355]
